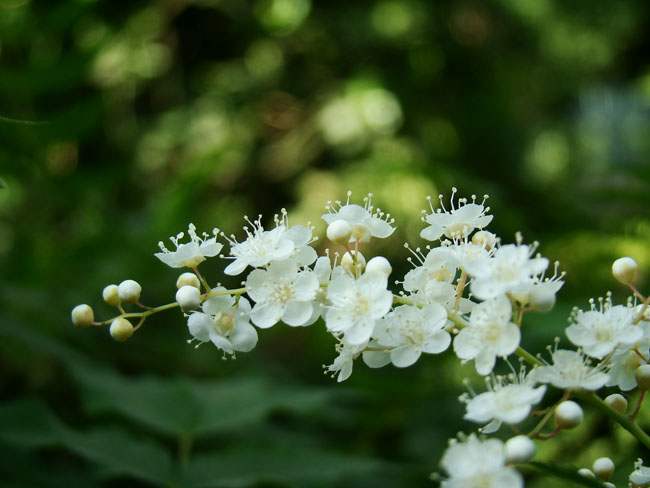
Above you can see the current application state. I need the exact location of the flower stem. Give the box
[578,391,650,450]
[518,461,610,488]
[98,288,247,325]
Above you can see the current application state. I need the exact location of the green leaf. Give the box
[183,445,387,487]
[63,427,173,484]
[0,399,66,448]
[0,399,173,485]
[0,444,102,488]
[74,367,341,439]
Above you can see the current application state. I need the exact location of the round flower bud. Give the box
[326,219,353,243]
[341,251,366,275]
[365,256,392,277]
[504,435,535,464]
[529,287,556,312]
[118,279,142,303]
[603,482,615,488]
[110,317,134,342]
[71,304,94,327]
[593,457,615,481]
[176,285,201,311]
[472,230,497,250]
[604,393,628,414]
[636,364,650,391]
[102,284,121,307]
[612,257,638,285]
[176,272,200,290]
[578,468,595,479]
[555,400,583,430]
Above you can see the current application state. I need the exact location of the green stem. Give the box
[579,392,650,450]
[518,461,610,488]
[98,287,247,325]
[178,433,193,467]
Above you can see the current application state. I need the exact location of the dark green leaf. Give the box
[183,446,387,487]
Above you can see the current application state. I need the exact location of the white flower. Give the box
[187,289,257,354]
[403,247,458,292]
[630,459,650,487]
[155,224,222,268]
[462,372,546,433]
[420,189,493,242]
[362,304,451,368]
[529,349,609,391]
[468,244,549,301]
[607,323,650,391]
[322,192,395,243]
[246,260,319,328]
[325,270,393,346]
[440,434,523,488]
[453,296,520,375]
[223,212,317,276]
[324,342,365,382]
[566,301,643,359]
[448,241,491,273]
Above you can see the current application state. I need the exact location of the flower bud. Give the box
[176,285,201,311]
[603,483,615,488]
[555,400,583,430]
[504,435,535,464]
[529,287,556,312]
[110,317,134,342]
[326,219,353,243]
[593,457,615,481]
[365,256,392,277]
[176,272,200,289]
[612,257,638,285]
[578,468,595,479]
[118,279,142,303]
[71,304,94,327]
[102,284,121,307]
[636,364,650,390]
[472,230,497,250]
[341,251,365,275]
[604,393,628,414]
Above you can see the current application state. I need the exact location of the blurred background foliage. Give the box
[1,0,650,486]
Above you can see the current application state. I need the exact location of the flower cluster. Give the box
[72,189,650,487]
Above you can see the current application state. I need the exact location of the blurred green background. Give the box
[1,0,650,486]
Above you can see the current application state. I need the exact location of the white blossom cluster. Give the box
[71,189,650,487]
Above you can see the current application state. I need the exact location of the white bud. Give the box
[365,256,392,277]
[176,285,201,311]
[472,230,497,250]
[603,483,615,488]
[504,435,535,464]
[555,400,583,430]
[612,257,638,285]
[118,279,142,303]
[593,457,615,481]
[528,286,556,312]
[102,284,121,307]
[176,272,200,289]
[326,219,353,243]
[636,364,650,390]
[578,468,595,479]
[341,251,366,275]
[110,317,134,342]
[604,393,628,414]
[71,304,94,327]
